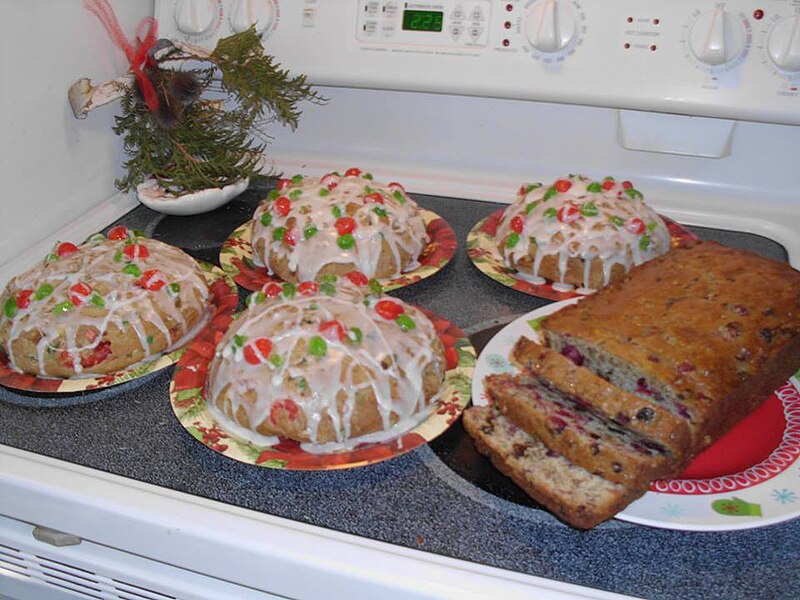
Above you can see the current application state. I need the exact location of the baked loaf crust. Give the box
[510,338,692,457]
[463,405,645,530]
[251,169,429,282]
[484,372,682,488]
[542,240,800,454]
[206,273,446,447]
[0,227,210,378]
[496,175,671,292]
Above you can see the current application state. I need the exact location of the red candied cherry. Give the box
[263,282,283,298]
[344,270,369,286]
[283,228,297,247]
[123,243,150,260]
[244,338,273,365]
[388,182,405,193]
[624,218,646,235]
[601,180,616,191]
[335,216,357,236]
[269,398,300,425]
[510,215,524,234]
[375,299,405,320]
[69,282,93,305]
[364,192,384,205]
[320,173,340,190]
[107,225,129,240]
[274,196,291,217]
[15,289,33,309]
[554,179,572,193]
[56,242,79,257]
[621,180,633,189]
[276,178,293,191]
[137,269,167,291]
[319,319,346,342]
[297,281,319,296]
[557,204,581,224]
[344,167,362,177]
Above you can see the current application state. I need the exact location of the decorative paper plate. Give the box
[466,210,697,301]
[0,264,238,395]
[220,209,457,293]
[472,299,800,531]
[170,310,475,470]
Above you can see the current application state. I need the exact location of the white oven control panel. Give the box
[154,0,800,125]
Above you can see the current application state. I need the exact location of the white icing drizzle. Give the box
[251,172,429,281]
[496,175,671,291]
[0,235,210,377]
[206,278,445,447]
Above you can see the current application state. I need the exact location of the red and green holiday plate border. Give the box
[466,209,698,301]
[0,264,238,395]
[169,308,475,470]
[219,209,457,293]
[474,298,800,531]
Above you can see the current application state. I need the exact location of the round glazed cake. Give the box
[495,175,671,292]
[250,168,429,282]
[0,226,210,378]
[205,272,447,448]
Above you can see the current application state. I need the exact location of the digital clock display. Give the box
[402,10,444,32]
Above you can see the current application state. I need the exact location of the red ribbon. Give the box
[84,0,160,111]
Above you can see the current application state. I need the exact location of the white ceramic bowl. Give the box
[136,178,249,216]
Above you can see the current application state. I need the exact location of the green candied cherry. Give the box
[319,282,337,296]
[346,326,363,345]
[625,187,644,200]
[3,297,17,319]
[308,335,328,357]
[318,188,331,197]
[639,235,652,251]
[289,189,303,201]
[260,212,273,227]
[269,354,283,368]
[319,274,338,284]
[34,283,54,300]
[647,221,659,231]
[233,334,248,348]
[247,291,266,306]
[505,232,520,249]
[89,293,106,308]
[368,279,383,296]
[168,282,181,297]
[337,233,355,250]
[282,283,296,299]
[266,189,281,201]
[542,187,558,201]
[52,301,74,315]
[291,174,304,185]
[122,263,141,278]
[586,182,603,193]
[525,200,541,214]
[304,225,318,240]
[395,314,416,331]
[580,201,599,217]
[331,205,342,218]
[392,190,406,204]
[272,226,287,242]
[373,206,387,218]
[609,215,625,228]
[543,207,558,219]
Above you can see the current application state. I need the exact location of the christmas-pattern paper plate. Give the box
[472,299,800,531]
[0,264,238,395]
[170,310,475,470]
[466,210,697,301]
[220,209,456,293]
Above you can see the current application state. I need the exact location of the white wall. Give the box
[0,0,153,272]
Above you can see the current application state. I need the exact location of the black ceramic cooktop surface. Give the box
[1,180,796,600]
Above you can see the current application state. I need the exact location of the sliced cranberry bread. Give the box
[463,405,645,529]
[541,240,800,453]
[511,338,691,457]
[485,372,683,488]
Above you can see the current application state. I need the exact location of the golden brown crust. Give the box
[503,244,630,289]
[463,406,646,530]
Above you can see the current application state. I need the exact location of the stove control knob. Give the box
[231,0,278,34]
[688,7,746,66]
[175,0,218,36]
[523,0,578,53]
[767,14,800,73]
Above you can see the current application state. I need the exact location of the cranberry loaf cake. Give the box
[484,373,682,489]
[463,405,645,529]
[0,226,210,378]
[495,175,671,292]
[542,240,800,454]
[251,169,429,282]
[206,272,446,448]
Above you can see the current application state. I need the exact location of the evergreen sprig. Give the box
[112,27,325,195]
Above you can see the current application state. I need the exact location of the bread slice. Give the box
[462,405,646,530]
[485,373,682,488]
[541,240,800,453]
[511,338,692,457]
